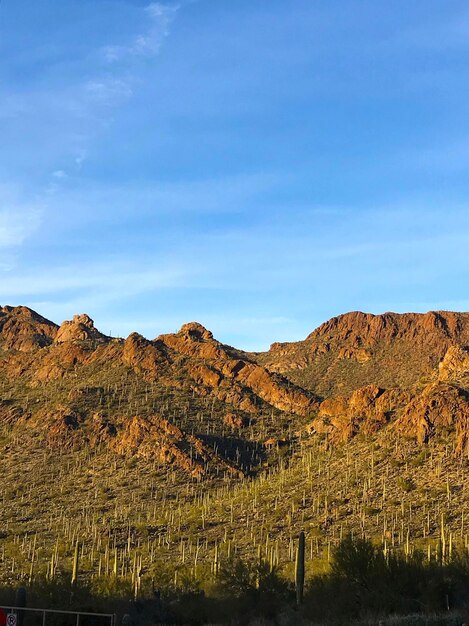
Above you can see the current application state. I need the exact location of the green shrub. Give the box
[398,476,416,492]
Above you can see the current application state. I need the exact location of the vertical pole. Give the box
[76,614,80,626]
[42,610,46,626]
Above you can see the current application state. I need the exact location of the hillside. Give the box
[258,310,469,395]
[1,305,469,594]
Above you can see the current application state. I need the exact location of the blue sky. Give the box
[2,0,469,350]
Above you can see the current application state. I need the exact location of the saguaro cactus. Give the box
[295,531,305,606]
[71,541,80,586]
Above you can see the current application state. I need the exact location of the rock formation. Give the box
[309,385,412,443]
[55,314,109,344]
[0,306,57,351]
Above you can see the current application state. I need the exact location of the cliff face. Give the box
[308,385,413,444]
[261,311,469,452]
[2,305,469,475]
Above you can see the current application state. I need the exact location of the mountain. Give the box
[2,306,469,470]
[0,306,317,478]
[258,310,469,395]
[2,305,469,590]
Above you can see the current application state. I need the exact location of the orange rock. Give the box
[55,314,108,344]
[310,385,396,443]
[112,414,244,478]
[262,310,469,395]
[395,382,469,446]
[179,322,214,341]
[439,345,469,381]
[159,323,318,417]
[224,413,248,429]
[0,306,57,351]
[122,333,167,381]
[264,437,287,449]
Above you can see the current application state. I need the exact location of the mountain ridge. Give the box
[2,305,469,469]
[260,309,469,395]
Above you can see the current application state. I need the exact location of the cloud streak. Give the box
[0,211,41,248]
[0,184,43,250]
[0,260,190,300]
[102,2,181,63]
[0,1,183,273]
[2,1,469,350]
[1,2,183,180]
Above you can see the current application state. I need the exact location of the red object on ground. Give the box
[0,609,6,626]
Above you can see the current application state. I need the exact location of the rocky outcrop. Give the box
[55,314,109,344]
[439,345,469,382]
[0,306,57,351]
[43,405,86,447]
[4,304,469,474]
[337,347,371,363]
[185,365,261,413]
[122,333,168,380]
[395,383,469,448]
[158,323,227,362]
[179,322,214,341]
[309,385,412,443]
[38,402,244,477]
[305,311,469,350]
[112,414,244,479]
[224,413,248,429]
[31,340,122,384]
[33,343,88,382]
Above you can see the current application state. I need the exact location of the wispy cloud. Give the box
[2,1,469,350]
[0,211,41,248]
[69,2,182,165]
[1,2,183,182]
[0,260,190,300]
[101,2,181,63]
[0,1,183,269]
[83,79,134,107]
[0,185,43,249]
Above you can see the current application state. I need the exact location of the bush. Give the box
[331,534,385,586]
[303,537,469,623]
[213,557,291,623]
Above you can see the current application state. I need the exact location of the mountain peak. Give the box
[55,313,109,344]
[0,305,58,351]
[178,322,214,341]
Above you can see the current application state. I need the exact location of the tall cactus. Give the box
[71,541,80,586]
[295,531,305,606]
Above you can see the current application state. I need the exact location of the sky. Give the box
[1,1,469,350]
